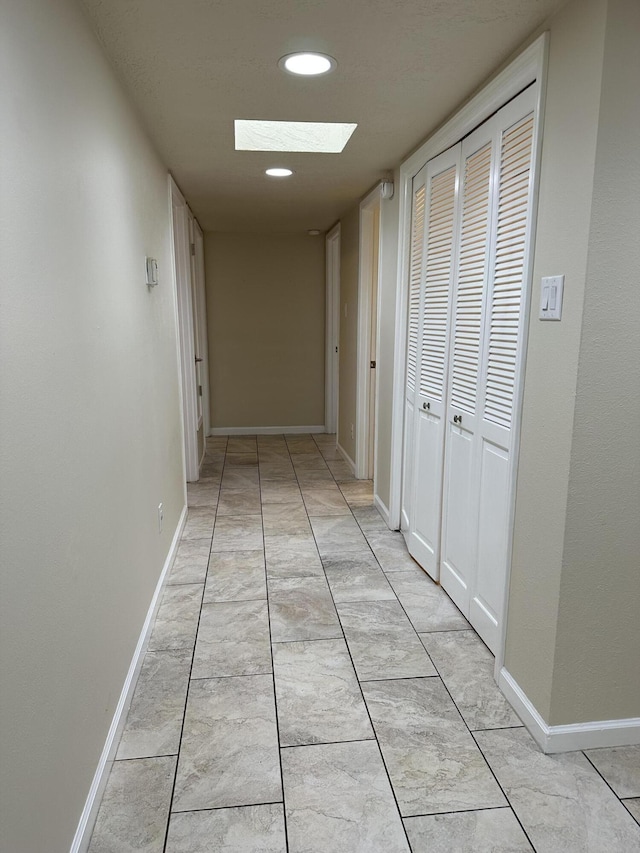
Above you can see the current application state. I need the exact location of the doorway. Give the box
[398,85,539,653]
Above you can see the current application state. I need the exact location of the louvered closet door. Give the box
[440,121,495,615]
[406,145,461,578]
[401,167,426,533]
[470,87,536,652]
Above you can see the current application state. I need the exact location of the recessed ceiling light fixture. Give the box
[308,230,322,236]
[265,167,293,177]
[236,120,357,153]
[278,52,336,76]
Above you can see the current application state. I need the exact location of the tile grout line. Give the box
[581,750,639,815]
[409,630,536,847]
[160,440,222,853]
[332,443,537,850]
[259,439,291,853]
[170,800,285,816]
[305,435,415,852]
[468,730,537,850]
[403,803,526,820]
[280,736,377,750]
[388,567,537,851]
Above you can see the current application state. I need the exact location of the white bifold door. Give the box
[402,86,537,653]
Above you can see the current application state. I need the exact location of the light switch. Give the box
[146,257,159,287]
[539,275,564,320]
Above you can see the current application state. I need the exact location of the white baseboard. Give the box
[499,668,640,753]
[336,441,356,474]
[209,425,326,436]
[374,493,392,528]
[70,505,188,853]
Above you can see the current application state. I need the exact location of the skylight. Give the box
[234,120,357,153]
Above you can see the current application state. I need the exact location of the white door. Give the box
[325,225,341,435]
[170,179,199,483]
[400,86,538,650]
[405,145,461,579]
[439,121,495,614]
[188,214,204,440]
[193,223,210,439]
[441,87,537,651]
[368,205,380,477]
[468,90,537,651]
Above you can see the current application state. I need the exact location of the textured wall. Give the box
[0,0,185,850]
[205,233,325,429]
[505,0,608,720]
[549,0,640,725]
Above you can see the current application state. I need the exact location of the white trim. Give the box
[209,425,326,436]
[499,668,640,754]
[374,493,391,528]
[325,224,341,435]
[389,33,548,530]
[336,441,356,474]
[70,506,188,853]
[356,185,383,480]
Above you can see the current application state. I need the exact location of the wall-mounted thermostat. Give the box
[146,257,159,287]
[539,275,564,320]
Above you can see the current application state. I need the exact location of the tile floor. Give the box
[88,433,640,852]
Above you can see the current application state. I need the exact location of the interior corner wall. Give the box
[504,0,608,720]
[375,173,401,513]
[549,0,640,726]
[205,232,325,430]
[0,1,185,851]
[337,205,360,462]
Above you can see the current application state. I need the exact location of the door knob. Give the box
[195,356,203,363]
[453,414,462,424]
[423,402,430,410]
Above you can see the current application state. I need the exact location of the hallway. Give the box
[87,435,640,852]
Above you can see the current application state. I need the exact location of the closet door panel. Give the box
[470,88,537,652]
[440,129,494,610]
[439,424,474,609]
[407,146,460,578]
[472,440,509,650]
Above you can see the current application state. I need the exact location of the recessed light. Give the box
[265,167,293,177]
[278,52,336,76]
[308,230,321,236]
[236,120,357,153]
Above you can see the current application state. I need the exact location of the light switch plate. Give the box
[540,275,564,320]
[146,257,159,287]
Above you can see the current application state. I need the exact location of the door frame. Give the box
[325,223,341,435]
[170,176,200,483]
[193,221,210,444]
[388,34,548,675]
[355,184,383,480]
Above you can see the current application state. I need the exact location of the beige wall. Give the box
[205,233,325,429]
[337,206,360,461]
[547,0,640,725]
[372,0,639,727]
[505,0,609,721]
[0,1,185,850]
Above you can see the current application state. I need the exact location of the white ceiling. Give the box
[80,0,565,233]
